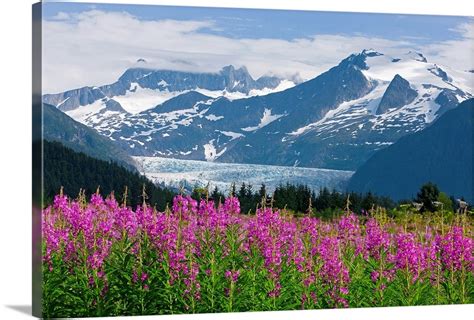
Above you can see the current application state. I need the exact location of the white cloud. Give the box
[50,12,71,21]
[423,21,474,72]
[42,10,473,93]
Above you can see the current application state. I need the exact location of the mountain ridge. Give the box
[43,65,292,116]
[42,49,473,171]
[347,98,473,202]
[43,103,136,170]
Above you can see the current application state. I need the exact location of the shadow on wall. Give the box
[6,305,32,316]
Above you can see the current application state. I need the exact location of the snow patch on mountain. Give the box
[204,140,227,161]
[370,86,444,129]
[113,84,183,114]
[242,108,285,132]
[218,131,245,141]
[287,82,388,137]
[193,80,296,101]
[248,79,296,96]
[205,114,224,121]
[65,99,107,124]
[56,97,70,109]
[363,56,444,88]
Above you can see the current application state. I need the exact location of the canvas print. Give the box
[33,1,473,318]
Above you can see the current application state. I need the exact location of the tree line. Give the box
[43,140,175,210]
[191,182,395,217]
[192,182,469,217]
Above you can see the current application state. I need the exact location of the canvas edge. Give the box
[32,2,43,318]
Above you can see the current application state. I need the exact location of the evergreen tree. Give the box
[258,184,267,199]
[416,182,440,212]
[210,186,224,205]
[230,182,237,197]
[437,192,454,213]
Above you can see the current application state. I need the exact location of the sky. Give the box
[41,2,474,93]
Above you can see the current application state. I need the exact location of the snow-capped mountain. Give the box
[273,49,473,169]
[42,64,295,120]
[43,49,473,171]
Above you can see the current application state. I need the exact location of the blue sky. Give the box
[43,2,470,43]
[41,2,474,93]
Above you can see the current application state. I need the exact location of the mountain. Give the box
[43,49,473,171]
[43,103,136,169]
[42,65,294,120]
[376,74,418,114]
[347,99,473,202]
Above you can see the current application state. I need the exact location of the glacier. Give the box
[134,156,354,194]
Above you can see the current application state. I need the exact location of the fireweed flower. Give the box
[90,193,105,207]
[365,218,391,260]
[300,216,319,251]
[222,196,240,215]
[246,207,291,297]
[337,213,361,242]
[225,270,240,282]
[53,193,69,211]
[172,195,198,218]
[394,233,429,282]
[337,213,365,256]
[132,270,139,283]
[318,236,350,307]
[42,192,474,312]
[439,226,474,272]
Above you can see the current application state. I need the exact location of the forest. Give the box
[43,140,175,209]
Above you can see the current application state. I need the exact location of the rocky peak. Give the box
[339,49,383,71]
[376,74,418,114]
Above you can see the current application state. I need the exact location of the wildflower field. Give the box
[42,192,474,318]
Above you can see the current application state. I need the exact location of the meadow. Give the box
[42,191,473,318]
